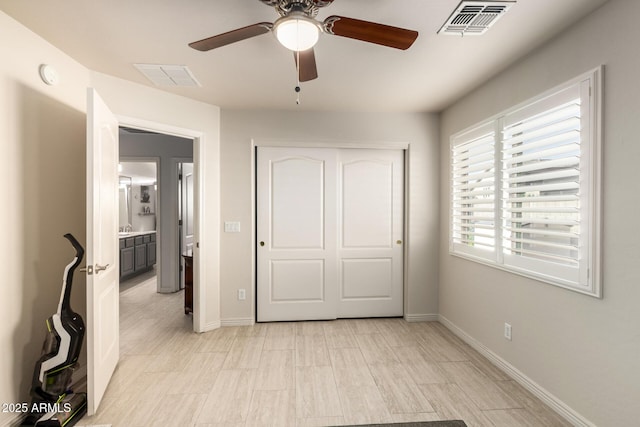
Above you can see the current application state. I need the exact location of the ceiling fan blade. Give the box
[294,48,318,82]
[323,16,418,50]
[189,23,272,51]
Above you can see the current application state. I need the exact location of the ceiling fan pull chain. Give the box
[295,49,301,105]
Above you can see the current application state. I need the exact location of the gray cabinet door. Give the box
[134,244,147,271]
[147,242,156,266]
[120,247,135,277]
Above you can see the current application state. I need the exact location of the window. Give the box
[450,68,602,297]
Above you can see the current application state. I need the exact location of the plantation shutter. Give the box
[451,123,496,260]
[501,84,586,285]
[449,70,601,296]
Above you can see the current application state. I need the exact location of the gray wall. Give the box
[120,131,193,293]
[220,110,440,323]
[439,0,640,425]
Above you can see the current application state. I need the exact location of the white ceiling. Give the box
[1,0,608,112]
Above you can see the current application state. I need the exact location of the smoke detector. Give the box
[438,1,515,36]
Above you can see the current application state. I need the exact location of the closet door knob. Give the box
[259,241,265,247]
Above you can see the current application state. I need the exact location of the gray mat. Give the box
[335,421,467,427]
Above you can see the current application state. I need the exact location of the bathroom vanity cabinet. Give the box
[119,231,156,280]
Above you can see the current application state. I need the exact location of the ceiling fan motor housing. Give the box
[259,0,335,17]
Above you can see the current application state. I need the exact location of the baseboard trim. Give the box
[200,320,221,332]
[438,315,595,427]
[404,313,439,322]
[221,317,255,327]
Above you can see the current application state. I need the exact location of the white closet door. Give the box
[337,149,404,317]
[257,146,404,322]
[257,147,337,321]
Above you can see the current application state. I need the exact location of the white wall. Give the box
[439,0,640,425]
[220,110,440,323]
[0,11,90,426]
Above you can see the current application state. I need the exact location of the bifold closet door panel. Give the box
[257,147,338,322]
[337,149,404,318]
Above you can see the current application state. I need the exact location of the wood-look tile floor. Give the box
[78,277,571,427]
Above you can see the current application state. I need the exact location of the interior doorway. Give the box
[115,116,206,333]
[118,160,159,293]
[118,126,194,302]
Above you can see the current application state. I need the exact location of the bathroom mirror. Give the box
[119,176,132,230]
[118,162,158,234]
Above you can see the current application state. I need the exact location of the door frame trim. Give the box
[251,139,410,323]
[117,115,205,333]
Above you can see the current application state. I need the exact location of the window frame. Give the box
[449,67,603,297]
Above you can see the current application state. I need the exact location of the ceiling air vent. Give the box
[438,1,515,36]
[134,64,201,87]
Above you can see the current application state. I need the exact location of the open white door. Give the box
[182,163,195,254]
[179,163,194,289]
[86,88,119,415]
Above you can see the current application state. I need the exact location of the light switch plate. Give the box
[224,221,241,233]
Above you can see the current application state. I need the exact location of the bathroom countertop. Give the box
[118,230,156,238]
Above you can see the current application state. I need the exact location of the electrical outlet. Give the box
[238,289,246,301]
[504,323,512,341]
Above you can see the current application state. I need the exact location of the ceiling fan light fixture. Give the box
[274,14,320,51]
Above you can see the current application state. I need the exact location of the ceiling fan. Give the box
[188,0,419,82]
